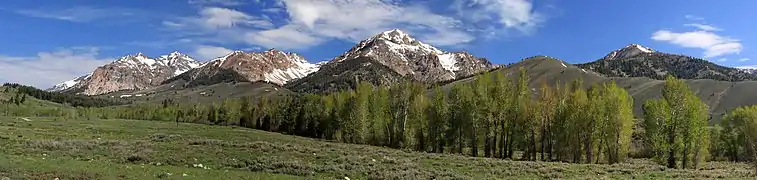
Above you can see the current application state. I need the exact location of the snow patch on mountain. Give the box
[632,44,654,53]
[737,66,757,74]
[603,44,656,60]
[437,53,459,72]
[49,74,91,91]
[379,29,443,55]
[263,54,321,84]
[50,51,201,93]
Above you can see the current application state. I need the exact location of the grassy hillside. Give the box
[0,86,63,108]
[96,81,291,104]
[0,116,753,179]
[443,56,757,123]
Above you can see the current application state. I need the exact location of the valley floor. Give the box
[0,116,753,179]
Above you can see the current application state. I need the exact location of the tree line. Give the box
[2,83,126,107]
[9,70,757,172]
[88,69,700,167]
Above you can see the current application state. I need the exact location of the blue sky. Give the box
[0,0,755,88]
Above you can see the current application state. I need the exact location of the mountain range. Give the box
[51,29,495,95]
[52,52,201,95]
[47,29,757,122]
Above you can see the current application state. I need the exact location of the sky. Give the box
[0,0,755,88]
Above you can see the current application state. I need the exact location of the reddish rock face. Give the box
[53,52,201,95]
[167,49,322,87]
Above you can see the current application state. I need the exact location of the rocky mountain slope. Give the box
[446,56,757,122]
[53,52,201,95]
[287,29,495,93]
[162,49,321,89]
[577,44,757,81]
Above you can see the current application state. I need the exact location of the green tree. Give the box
[368,86,390,146]
[408,91,429,151]
[643,76,709,169]
[428,87,448,153]
[599,81,635,164]
[536,82,557,161]
[491,72,511,159]
[352,82,373,144]
[722,106,757,175]
[475,72,496,157]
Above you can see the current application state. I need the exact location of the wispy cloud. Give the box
[652,17,742,58]
[188,0,251,6]
[166,0,548,50]
[685,15,704,21]
[717,58,727,62]
[740,58,751,62]
[0,47,112,88]
[685,23,721,31]
[452,0,544,35]
[14,6,144,23]
[193,45,234,60]
[652,30,742,58]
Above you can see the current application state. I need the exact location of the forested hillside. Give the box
[47,68,729,170]
[577,52,757,81]
[2,83,126,107]
[5,68,757,175]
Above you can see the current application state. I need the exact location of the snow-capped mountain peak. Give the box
[603,44,656,60]
[737,66,757,74]
[373,29,443,54]
[50,51,202,95]
[627,44,655,53]
[326,29,493,82]
[172,49,322,86]
[48,74,92,92]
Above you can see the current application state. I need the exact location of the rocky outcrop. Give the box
[163,49,321,88]
[333,29,494,82]
[54,52,201,95]
[287,29,495,93]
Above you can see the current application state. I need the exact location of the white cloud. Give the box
[167,0,545,50]
[168,7,272,30]
[188,0,250,6]
[258,0,476,48]
[14,7,143,23]
[717,58,727,62]
[0,48,112,88]
[452,0,543,33]
[651,30,743,58]
[198,7,270,29]
[684,15,704,21]
[740,58,751,62]
[194,45,234,60]
[685,23,721,31]
[244,25,323,49]
[653,16,744,58]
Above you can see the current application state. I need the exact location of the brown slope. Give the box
[442,56,757,123]
[97,80,291,104]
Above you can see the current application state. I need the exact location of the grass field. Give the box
[0,116,754,180]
